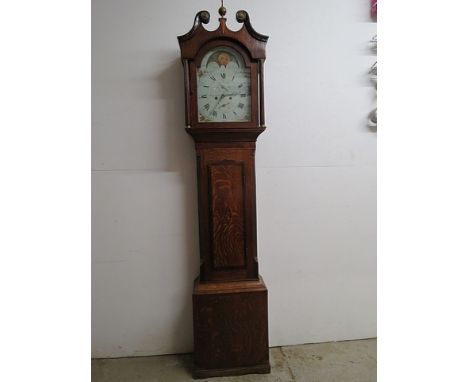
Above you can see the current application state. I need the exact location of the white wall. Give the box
[92,0,376,358]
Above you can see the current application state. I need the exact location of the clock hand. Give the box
[210,94,225,113]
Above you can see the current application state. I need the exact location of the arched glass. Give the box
[197,46,251,123]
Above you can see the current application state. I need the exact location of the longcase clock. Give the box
[178,5,270,378]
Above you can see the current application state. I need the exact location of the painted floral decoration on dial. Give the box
[197,46,251,123]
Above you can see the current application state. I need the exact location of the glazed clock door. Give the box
[189,41,259,129]
[197,46,251,123]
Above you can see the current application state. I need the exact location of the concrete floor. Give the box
[92,338,376,382]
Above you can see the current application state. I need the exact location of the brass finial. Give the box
[218,0,226,18]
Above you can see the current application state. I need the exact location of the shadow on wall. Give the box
[155,56,194,172]
[92,53,202,356]
[153,55,200,353]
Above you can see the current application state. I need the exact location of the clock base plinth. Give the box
[192,276,270,379]
[193,362,271,379]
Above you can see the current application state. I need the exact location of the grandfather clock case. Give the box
[178,6,270,378]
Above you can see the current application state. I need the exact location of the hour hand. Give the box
[210,94,224,113]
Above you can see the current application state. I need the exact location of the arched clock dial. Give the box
[197,47,251,123]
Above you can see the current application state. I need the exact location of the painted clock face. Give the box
[197,47,251,123]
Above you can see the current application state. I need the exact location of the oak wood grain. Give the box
[209,162,246,269]
[178,9,270,378]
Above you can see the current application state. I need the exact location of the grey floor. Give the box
[92,338,376,382]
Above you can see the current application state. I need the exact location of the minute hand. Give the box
[209,94,225,113]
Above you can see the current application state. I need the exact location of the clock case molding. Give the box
[178,10,271,379]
